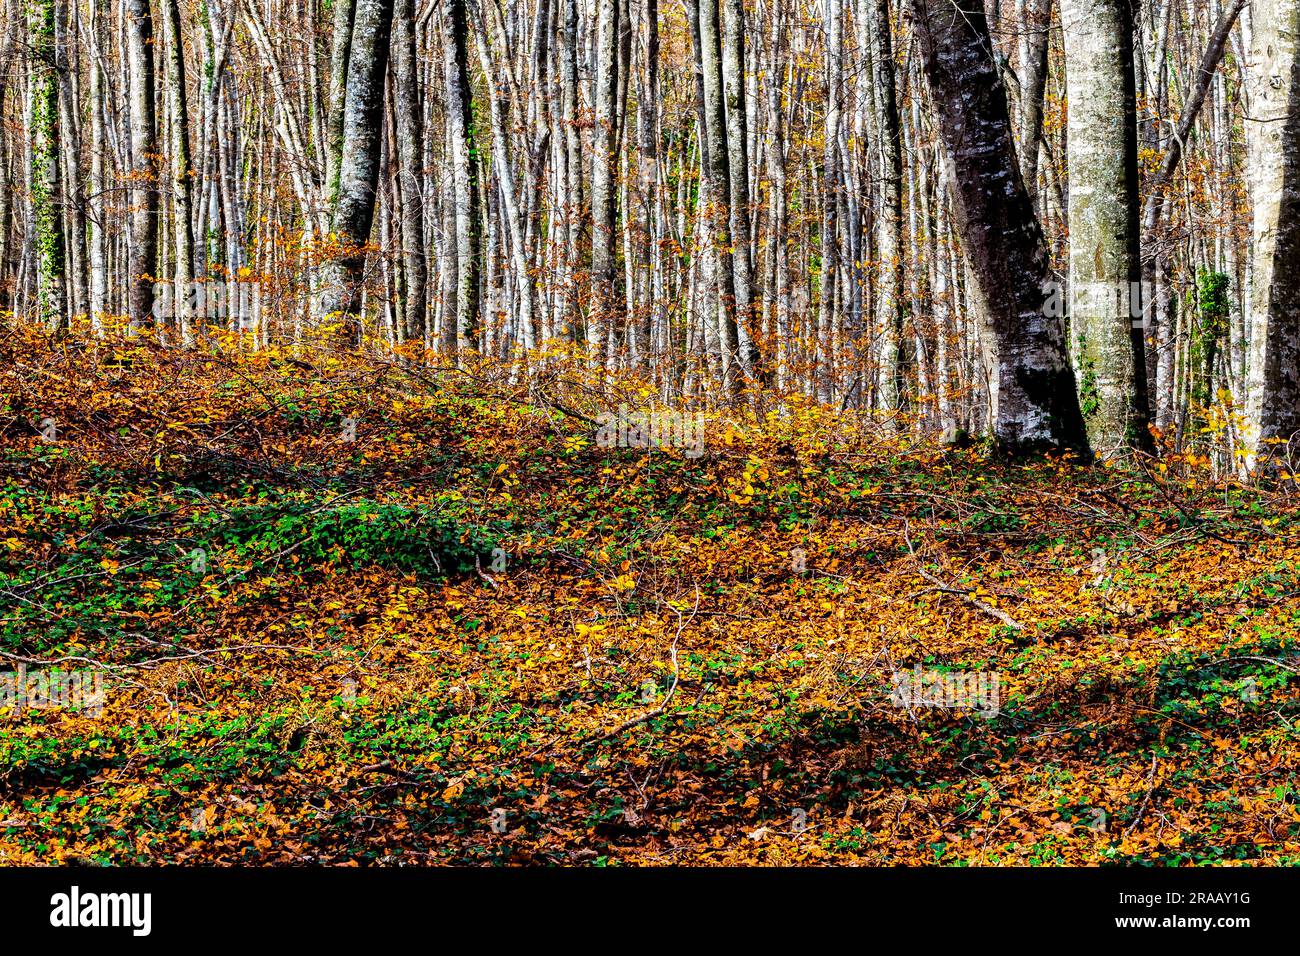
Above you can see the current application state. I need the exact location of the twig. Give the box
[902,519,1024,631]
[1124,752,1160,837]
[583,587,698,747]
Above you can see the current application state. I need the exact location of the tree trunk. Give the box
[911,0,1090,455]
[696,0,742,396]
[29,0,66,329]
[163,0,195,343]
[443,0,480,355]
[723,0,760,378]
[1061,0,1151,455]
[126,0,158,328]
[1245,0,1300,457]
[391,0,426,342]
[326,0,357,209]
[1015,0,1051,212]
[873,0,903,416]
[317,0,396,343]
[589,0,621,363]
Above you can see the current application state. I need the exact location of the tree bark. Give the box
[28,0,66,329]
[391,0,426,341]
[1245,0,1300,456]
[126,0,158,328]
[317,0,396,343]
[163,0,195,343]
[873,0,903,417]
[911,0,1090,455]
[1061,0,1151,455]
[443,0,480,355]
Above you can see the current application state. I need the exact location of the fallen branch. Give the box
[902,519,1024,631]
[583,588,698,747]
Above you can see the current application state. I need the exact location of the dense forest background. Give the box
[4,0,1299,466]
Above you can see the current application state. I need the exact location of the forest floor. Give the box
[2,326,1299,865]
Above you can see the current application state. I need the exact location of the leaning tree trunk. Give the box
[1245,0,1300,459]
[910,0,1090,456]
[317,0,396,343]
[1060,0,1151,456]
[28,0,66,329]
[126,0,158,328]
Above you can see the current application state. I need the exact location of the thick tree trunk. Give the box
[1061,0,1151,455]
[317,0,396,343]
[1245,0,1300,456]
[911,0,1090,455]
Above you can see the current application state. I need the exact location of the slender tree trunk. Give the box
[1016,0,1051,212]
[873,0,903,417]
[29,0,67,329]
[163,0,195,343]
[696,0,742,396]
[443,0,479,354]
[326,0,357,209]
[88,0,107,326]
[589,0,621,362]
[819,0,842,403]
[126,0,158,328]
[55,0,87,323]
[391,0,426,341]
[723,0,760,378]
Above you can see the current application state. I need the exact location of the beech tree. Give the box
[910,0,1089,455]
[1245,0,1300,458]
[1060,0,1150,456]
